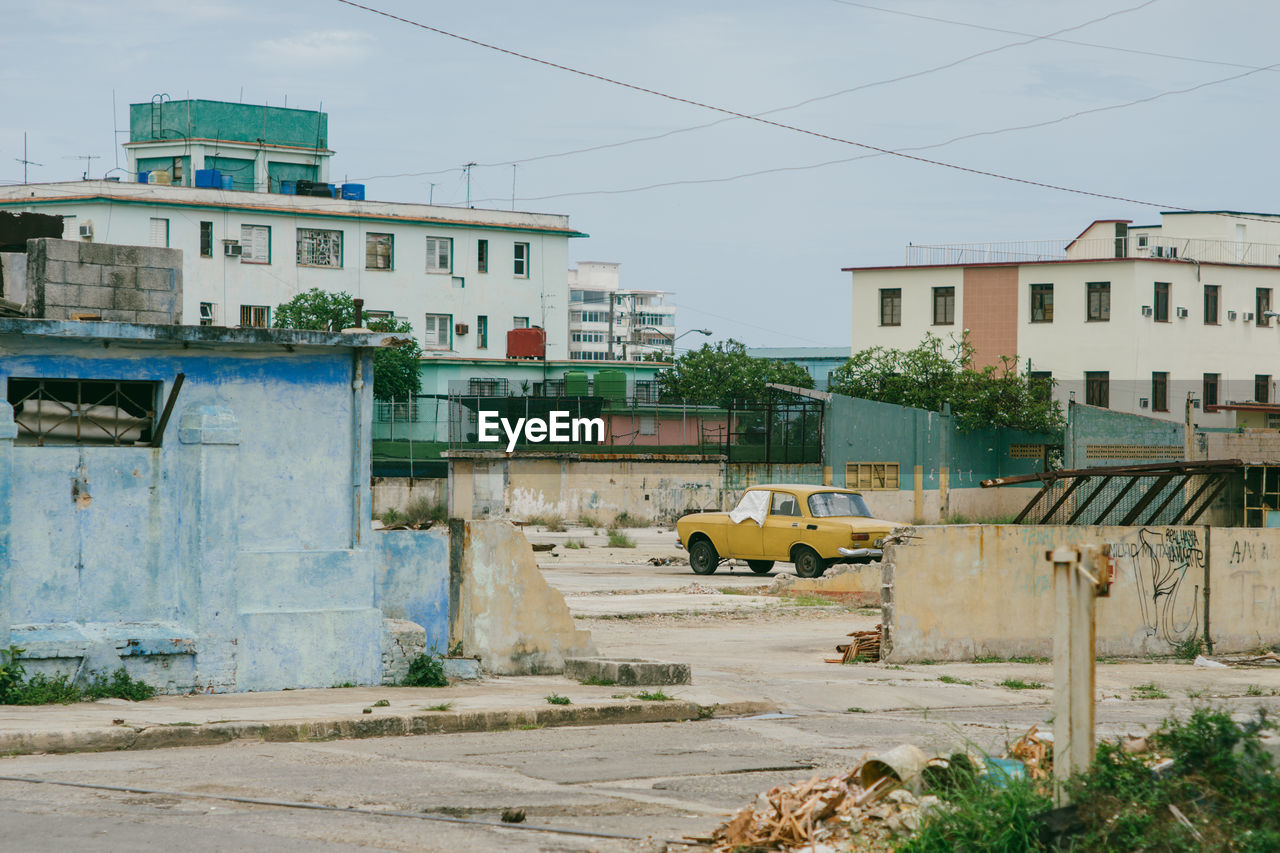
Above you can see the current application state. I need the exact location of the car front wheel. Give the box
[793,546,825,579]
[689,539,719,575]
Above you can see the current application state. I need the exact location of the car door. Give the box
[726,489,766,558]
[762,490,804,559]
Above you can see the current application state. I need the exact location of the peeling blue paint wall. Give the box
[0,320,449,693]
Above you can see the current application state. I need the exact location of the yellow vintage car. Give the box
[675,484,901,578]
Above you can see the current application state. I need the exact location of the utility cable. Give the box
[342,0,1159,178]
[0,775,700,847]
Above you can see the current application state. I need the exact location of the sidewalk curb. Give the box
[0,699,776,756]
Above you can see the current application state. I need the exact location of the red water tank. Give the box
[507,326,546,359]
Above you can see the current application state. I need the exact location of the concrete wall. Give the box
[0,320,452,693]
[26,238,182,323]
[1064,402,1184,469]
[372,477,447,517]
[451,520,595,674]
[885,524,1280,662]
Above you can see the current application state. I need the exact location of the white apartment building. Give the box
[847,212,1280,427]
[567,262,676,361]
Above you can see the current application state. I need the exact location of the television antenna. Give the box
[15,133,42,184]
[64,153,101,180]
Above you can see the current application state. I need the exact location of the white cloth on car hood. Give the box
[728,489,769,526]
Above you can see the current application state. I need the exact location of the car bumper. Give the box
[836,547,882,561]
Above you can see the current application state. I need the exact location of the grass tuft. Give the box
[1131,682,1169,700]
[1172,636,1203,660]
[564,538,587,549]
[635,690,673,701]
[611,511,650,528]
[937,675,975,686]
[401,653,448,688]
[999,678,1046,690]
[545,693,571,705]
[606,528,636,548]
[527,514,566,532]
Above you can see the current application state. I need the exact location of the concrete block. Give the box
[76,286,115,310]
[381,618,426,685]
[564,657,692,686]
[134,310,174,325]
[34,259,64,286]
[142,246,183,268]
[38,239,80,263]
[64,262,102,287]
[79,241,124,265]
[103,267,138,289]
[110,287,144,312]
[442,658,482,680]
[142,288,177,313]
[137,267,175,291]
[40,282,79,307]
[99,309,137,323]
[110,245,145,266]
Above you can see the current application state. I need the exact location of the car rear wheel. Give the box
[689,539,719,575]
[793,546,825,579]
[747,560,774,574]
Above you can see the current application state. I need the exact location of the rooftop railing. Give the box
[903,236,1280,267]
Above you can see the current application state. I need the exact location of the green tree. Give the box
[828,332,1063,433]
[273,288,422,402]
[657,339,813,405]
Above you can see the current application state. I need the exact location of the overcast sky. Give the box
[5,0,1279,350]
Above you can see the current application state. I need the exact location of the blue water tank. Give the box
[340,183,365,200]
[279,180,296,195]
[136,170,149,184]
[194,169,221,188]
[220,174,234,191]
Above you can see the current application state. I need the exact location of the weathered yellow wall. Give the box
[371,477,446,516]
[782,565,881,605]
[1209,528,1280,652]
[888,525,1214,661]
[869,487,1037,524]
[456,520,595,674]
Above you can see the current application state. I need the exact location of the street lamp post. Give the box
[630,327,711,360]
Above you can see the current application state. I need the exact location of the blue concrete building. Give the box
[746,347,849,391]
[0,319,448,693]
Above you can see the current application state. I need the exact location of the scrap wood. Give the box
[1229,651,1280,666]
[1009,724,1053,780]
[831,625,882,663]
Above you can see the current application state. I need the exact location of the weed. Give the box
[612,511,650,528]
[938,675,975,686]
[846,706,868,713]
[1246,683,1265,697]
[780,593,834,607]
[403,497,448,526]
[635,690,673,701]
[593,528,601,536]
[564,538,587,549]
[606,528,636,548]
[884,664,905,671]
[999,678,1046,690]
[973,655,1050,664]
[527,514,566,532]
[718,587,748,595]
[332,681,356,689]
[373,699,390,707]
[1131,682,1170,700]
[401,654,448,688]
[1,648,156,706]
[576,513,599,527]
[916,659,939,666]
[379,508,405,526]
[1172,636,1203,660]
[423,702,453,712]
[83,668,156,702]
[448,641,463,657]
[899,775,1049,853]
[695,703,719,720]
[517,723,544,730]
[578,675,616,686]
[545,693,571,705]
[1188,688,1206,699]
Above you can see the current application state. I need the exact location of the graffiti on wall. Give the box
[1111,528,1202,647]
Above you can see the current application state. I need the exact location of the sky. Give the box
[4,0,1280,351]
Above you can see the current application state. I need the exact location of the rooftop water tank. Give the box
[340,183,365,200]
[220,174,234,190]
[564,370,590,397]
[194,169,221,188]
[594,369,626,402]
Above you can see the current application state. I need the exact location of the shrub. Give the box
[379,508,405,526]
[612,511,650,528]
[1172,636,1203,660]
[576,513,599,527]
[545,693,571,705]
[403,497,447,527]
[0,652,155,705]
[527,514,566,532]
[606,529,636,548]
[401,653,447,687]
[564,538,587,549]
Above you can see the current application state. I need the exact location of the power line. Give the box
[342,0,1160,179]
[330,0,1199,213]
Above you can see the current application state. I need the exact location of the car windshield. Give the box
[807,491,872,518]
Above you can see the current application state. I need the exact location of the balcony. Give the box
[903,236,1280,267]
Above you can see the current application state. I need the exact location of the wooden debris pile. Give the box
[1008,724,1054,780]
[827,625,882,663]
[708,770,939,851]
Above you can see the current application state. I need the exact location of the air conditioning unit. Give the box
[223,241,243,257]
[454,323,469,335]
[78,223,93,239]
[1139,398,1149,408]
[1244,312,1255,322]
[1177,307,1189,318]
[1228,310,1238,321]
[1141,305,1153,316]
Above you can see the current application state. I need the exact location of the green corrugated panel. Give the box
[594,369,626,401]
[564,370,589,396]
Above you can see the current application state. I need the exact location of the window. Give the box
[932,286,954,325]
[572,332,605,343]
[809,491,873,517]
[639,413,656,435]
[7,378,161,447]
[240,305,269,328]
[770,492,802,517]
[424,313,452,350]
[149,217,169,248]
[1085,371,1110,408]
[1030,284,1054,322]
[425,237,452,273]
[1203,373,1220,407]
[477,315,488,349]
[1154,282,1170,322]
[573,311,610,324]
[1257,288,1272,326]
[513,242,529,278]
[1029,371,1053,403]
[1136,234,1149,248]
[199,302,216,327]
[240,225,270,264]
[846,462,899,490]
[1256,374,1271,404]
[171,157,184,184]
[365,233,393,270]
[1151,372,1169,412]
[199,221,213,257]
[477,239,488,273]
[879,288,901,326]
[1086,282,1110,321]
[513,316,529,329]
[1204,285,1220,324]
[452,276,465,289]
[297,228,342,268]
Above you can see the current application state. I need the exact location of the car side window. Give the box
[770,492,801,517]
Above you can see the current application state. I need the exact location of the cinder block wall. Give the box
[26,238,182,323]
